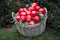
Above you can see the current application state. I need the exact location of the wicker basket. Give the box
[12,8,47,37]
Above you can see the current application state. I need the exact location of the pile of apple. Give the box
[16,2,46,25]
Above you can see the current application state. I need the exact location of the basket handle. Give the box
[44,7,48,20]
[12,12,21,27]
[12,12,16,21]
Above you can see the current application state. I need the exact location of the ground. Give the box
[0,26,60,40]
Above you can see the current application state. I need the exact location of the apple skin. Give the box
[26,10,31,15]
[20,12,27,16]
[33,16,40,23]
[16,15,20,22]
[31,11,38,17]
[26,15,32,22]
[28,20,35,25]
[35,6,40,11]
[20,16,26,22]
[16,12,20,16]
[28,7,35,11]
[32,2,38,7]
[39,8,46,15]
[18,8,24,13]
[23,8,27,12]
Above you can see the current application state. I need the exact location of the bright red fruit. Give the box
[28,7,35,11]
[26,15,32,21]
[33,16,40,23]
[31,11,38,17]
[18,8,24,13]
[32,2,38,7]
[26,10,31,15]
[16,12,20,16]
[16,15,20,22]
[23,8,27,12]
[20,16,26,22]
[20,12,27,16]
[40,13,44,16]
[28,20,35,25]
[39,8,46,15]
[35,6,40,11]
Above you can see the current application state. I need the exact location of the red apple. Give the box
[16,12,20,16]
[28,20,35,25]
[20,12,27,16]
[40,13,44,16]
[20,16,26,22]
[39,8,46,15]
[23,8,27,12]
[31,11,38,17]
[26,15,32,21]
[32,2,38,7]
[33,16,40,23]
[16,15,20,22]
[18,8,24,13]
[26,10,31,15]
[28,7,35,11]
[35,6,40,11]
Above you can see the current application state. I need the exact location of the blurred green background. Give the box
[0,0,60,40]
[0,0,60,29]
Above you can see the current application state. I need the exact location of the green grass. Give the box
[0,26,60,40]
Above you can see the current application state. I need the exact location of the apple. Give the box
[28,7,35,11]
[28,20,35,25]
[16,12,20,16]
[16,15,20,22]
[23,8,27,12]
[40,13,44,16]
[26,15,32,21]
[18,8,24,13]
[33,16,40,23]
[39,8,46,15]
[40,13,44,19]
[20,12,27,16]
[32,2,38,7]
[26,10,31,15]
[35,6,40,11]
[20,16,26,22]
[31,11,38,17]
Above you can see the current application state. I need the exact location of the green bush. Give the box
[0,0,17,28]
[0,0,60,29]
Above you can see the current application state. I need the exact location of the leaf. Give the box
[25,4,29,8]
[19,22,28,28]
[40,16,45,19]
[40,19,45,24]
[38,12,45,19]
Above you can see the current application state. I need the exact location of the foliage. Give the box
[0,0,18,28]
[0,0,60,29]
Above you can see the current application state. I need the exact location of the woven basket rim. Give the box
[23,22,40,28]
